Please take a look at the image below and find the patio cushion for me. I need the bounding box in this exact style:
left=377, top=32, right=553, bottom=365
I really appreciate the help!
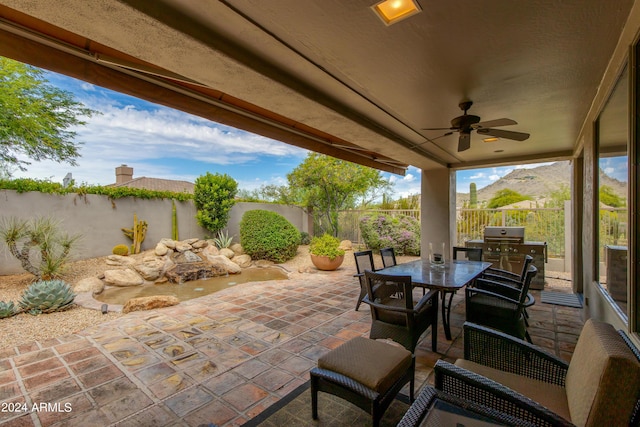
left=455, top=359, right=571, bottom=421
left=565, top=319, right=640, bottom=426
left=318, top=336, right=412, bottom=393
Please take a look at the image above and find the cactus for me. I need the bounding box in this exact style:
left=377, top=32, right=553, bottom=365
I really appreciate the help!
left=112, top=244, right=129, bottom=256
left=121, top=213, right=147, bottom=254
left=0, top=301, right=16, bottom=319
left=469, top=182, right=477, bottom=208
left=172, top=201, right=179, bottom=240
left=19, top=280, right=76, bottom=315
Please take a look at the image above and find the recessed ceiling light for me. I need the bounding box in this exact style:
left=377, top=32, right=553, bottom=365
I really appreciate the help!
left=371, top=0, right=422, bottom=26
left=483, top=137, right=499, bottom=143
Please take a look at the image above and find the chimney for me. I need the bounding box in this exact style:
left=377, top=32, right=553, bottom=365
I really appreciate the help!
left=116, top=164, right=133, bottom=184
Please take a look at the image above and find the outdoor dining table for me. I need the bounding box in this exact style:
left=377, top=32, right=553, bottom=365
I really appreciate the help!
left=380, top=259, right=492, bottom=341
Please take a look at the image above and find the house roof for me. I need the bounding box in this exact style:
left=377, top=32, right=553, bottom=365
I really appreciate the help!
left=109, top=177, right=194, bottom=194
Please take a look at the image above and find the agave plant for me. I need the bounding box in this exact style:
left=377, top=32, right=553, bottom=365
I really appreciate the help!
left=0, top=301, right=16, bottom=319
left=212, top=230, right=234, bottom=249
left=19, top=279, right=76, bottom=315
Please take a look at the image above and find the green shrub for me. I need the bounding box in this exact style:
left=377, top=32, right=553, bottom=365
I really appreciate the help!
left=112, top=244, right=129, bottom=256
left=359, top=214, right=420, bottom=256
left=240, top=210, right=300, bottom=263
left=309, top=234, right=345, bottom=260
left=194, top=173, right=238, bottom=236
left=19, top=279, right=75, bottom=315
left=299, top=232, right=311, bottom=245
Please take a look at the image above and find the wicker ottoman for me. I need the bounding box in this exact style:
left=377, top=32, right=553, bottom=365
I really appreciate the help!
left=310, top=337, right=415, bottom=427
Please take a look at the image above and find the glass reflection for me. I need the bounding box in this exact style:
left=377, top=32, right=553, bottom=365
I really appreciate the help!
left=597, top=65, right=629, bottom=317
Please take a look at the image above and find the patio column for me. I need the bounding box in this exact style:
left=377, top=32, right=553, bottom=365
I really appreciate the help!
left=421, top=168, right=456, bottom=259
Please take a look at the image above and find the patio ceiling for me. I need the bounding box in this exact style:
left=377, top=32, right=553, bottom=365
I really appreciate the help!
left=0, top=0, right=634, bottom=174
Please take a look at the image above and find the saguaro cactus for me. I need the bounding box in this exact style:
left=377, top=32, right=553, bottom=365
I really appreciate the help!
left=470, top=182, right=478, bottom=208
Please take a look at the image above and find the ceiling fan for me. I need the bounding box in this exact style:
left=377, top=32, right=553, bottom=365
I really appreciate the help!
left=422, top=101, right=530, bottom=152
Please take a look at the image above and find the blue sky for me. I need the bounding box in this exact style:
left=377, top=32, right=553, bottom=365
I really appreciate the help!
left=12, top=68, right=561, bottom=196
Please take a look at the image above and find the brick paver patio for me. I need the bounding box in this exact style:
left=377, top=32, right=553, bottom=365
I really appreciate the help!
left=0, top=268, right=583, bottom=426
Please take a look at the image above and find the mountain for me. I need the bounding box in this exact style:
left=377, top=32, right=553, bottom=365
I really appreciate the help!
left=456, top=162, right=627, bottom=206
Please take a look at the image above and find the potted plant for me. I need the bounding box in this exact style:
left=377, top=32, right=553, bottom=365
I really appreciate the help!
left=309, top=234, right=345, bottom=271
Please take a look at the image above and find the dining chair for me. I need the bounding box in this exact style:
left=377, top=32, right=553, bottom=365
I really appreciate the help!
left=482, top=254, right=533, bottom=283
left=452, top=246, right=483, bottom=262
left=465, top=265, right=537, bottom=342
left=353, top=250, right=378, bottom=311
left=481, top=254, right=535, bottom=324
left=380, top=247, right=397, bottom=269
left=437, top=246, right=485, bottom=335
left=363, top=270, right=439, bottom=352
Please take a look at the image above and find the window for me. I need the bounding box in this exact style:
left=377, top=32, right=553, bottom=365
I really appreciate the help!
left=596, top=64, right=629, bottom=319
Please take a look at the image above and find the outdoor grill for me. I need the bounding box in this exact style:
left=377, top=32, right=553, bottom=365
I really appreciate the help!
left=466, top=226, right=547, bottom=289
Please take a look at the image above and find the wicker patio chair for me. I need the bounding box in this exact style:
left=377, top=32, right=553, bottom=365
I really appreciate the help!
left=482, top=254, right=533, bottom=283
left=380, top=247, right=397, bottom=269
left=434, top=321, right=640, bottom=427
left=363, top=270, right=439, bottom=352
left=465, top=265, right=537, bottom=342
left=397, top=385, right=537, bottom=427
left=353, top=250, right=379, bottom=311
left=453, top=246, right=483, bottom=262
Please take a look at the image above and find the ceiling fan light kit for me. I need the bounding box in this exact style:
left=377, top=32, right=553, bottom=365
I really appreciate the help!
left=422, top=100, right=530, bottom=152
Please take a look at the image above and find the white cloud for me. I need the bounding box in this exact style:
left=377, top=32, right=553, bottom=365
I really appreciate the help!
left=489, top=174, right=501, bottom=181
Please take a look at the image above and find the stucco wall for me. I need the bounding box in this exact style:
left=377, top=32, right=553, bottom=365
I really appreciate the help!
left=0, top=190, right=310, bottom=275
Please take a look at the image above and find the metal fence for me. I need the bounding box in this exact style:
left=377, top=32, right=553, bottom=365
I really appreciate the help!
left=338, top=206, right=626, bottom=260
left=599, top=207, right=628, bottom=258
left=455, top=208, right=565, bottom=257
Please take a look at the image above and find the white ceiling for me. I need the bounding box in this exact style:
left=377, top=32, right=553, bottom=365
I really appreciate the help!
left=0, top=0, right=635, bottom=173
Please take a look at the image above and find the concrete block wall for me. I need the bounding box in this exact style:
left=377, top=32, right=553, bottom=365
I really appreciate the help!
left=0, top=190, right=311, bottom=275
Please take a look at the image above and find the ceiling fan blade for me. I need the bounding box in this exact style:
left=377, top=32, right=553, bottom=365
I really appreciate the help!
left=474, top=118, right=517, bottom=129
left=477, top=128, right=530, bottom=141
left=458, top=132, right=471, bottom=151
left=422, top=127, right=455, bottom=131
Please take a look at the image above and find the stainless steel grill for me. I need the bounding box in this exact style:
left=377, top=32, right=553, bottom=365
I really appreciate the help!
left=466, top=226, right=547, bottom=289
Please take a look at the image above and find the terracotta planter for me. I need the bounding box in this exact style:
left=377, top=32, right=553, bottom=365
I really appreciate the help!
left=310, top=254, right=345, bottom=271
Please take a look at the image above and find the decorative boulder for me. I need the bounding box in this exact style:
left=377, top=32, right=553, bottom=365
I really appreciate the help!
left=175, top=242, right=192, bottom=253
left=103, top=269, right=144, bottom=287
left=74, top=277, right=105, bottom=294
left=173, top=250, right=202, bottom=264
left=339, top=240, right=353, bottom=251
left=165, top=262, right=227, bottom=283
left=233, top=254, right=252, bottom=268
left=133, top=256, right=166, bottom=281
left=191, top=239, right=209, bottom=249
left=106, top=255, right=137, bottom=267
left=219, top=248, right=235, bottom=259
left=160, top=238, right=177, bottom=249
left=123, top=295, right=180, bottom=313
left=230, top=243, right=244, bottom=255
left=202, top=245, right=220, bottom=257
left=155, top=242, right=170, bottom=256
left=205, top=254, right=242, bottom=274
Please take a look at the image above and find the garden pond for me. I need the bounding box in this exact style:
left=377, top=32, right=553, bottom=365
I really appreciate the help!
left=94, top=266, right=289, bottom=305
